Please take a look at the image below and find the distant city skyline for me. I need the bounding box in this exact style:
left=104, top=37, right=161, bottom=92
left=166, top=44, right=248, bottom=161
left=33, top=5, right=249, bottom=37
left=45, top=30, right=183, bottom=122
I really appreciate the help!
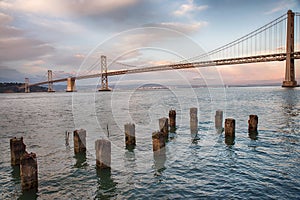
left=0, top=0, right=299, bottom=86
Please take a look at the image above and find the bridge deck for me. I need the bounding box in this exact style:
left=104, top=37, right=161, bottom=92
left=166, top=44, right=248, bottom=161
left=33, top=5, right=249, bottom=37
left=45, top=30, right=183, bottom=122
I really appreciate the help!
left=28, top=52, right=300, bottom=87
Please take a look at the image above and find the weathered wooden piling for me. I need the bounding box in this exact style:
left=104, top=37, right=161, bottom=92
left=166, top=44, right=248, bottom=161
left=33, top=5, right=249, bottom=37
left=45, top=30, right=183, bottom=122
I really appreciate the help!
left=225, top=118, right=235, bottom=137
left=215, top=110, right=223, bottom=132
left=159, top=117, right=169, bottom=138
left=95, top=139, right=111, bottom=169
left=20, top=152, right=38, bottom=191
left=73, top=129, right=86, bottom=154
left=124, top=123, right=136, bottom=147
left=10, top=137, right=26, bottom=165
left=190, top=107, right=198, bottom=134
left=248, top=115, right=258, bottom=133
left=169, top=109, right=176, bottom=131
left=152, top=131, right=166, bottom=152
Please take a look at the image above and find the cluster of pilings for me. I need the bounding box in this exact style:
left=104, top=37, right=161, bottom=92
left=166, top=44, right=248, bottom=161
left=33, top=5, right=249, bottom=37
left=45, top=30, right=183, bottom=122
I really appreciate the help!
left=10, top=137, right=38, bottom=191
left=10, top=108, right=258, bottom=193
left=220, top=112, right=258, bottom=145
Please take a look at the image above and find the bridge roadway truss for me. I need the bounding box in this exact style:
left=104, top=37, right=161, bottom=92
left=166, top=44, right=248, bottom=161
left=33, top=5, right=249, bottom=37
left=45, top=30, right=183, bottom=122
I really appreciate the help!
left=28, top=52, right=300, bottom=87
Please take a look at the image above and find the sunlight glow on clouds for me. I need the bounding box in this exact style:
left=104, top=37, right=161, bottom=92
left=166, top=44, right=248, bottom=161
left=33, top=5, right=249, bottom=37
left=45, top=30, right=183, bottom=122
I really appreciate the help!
left=4, top=0, right=138, bottom=17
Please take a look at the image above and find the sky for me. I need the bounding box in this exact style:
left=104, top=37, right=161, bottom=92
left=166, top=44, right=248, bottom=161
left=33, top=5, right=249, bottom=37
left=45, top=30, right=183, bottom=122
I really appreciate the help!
left=0, top=0, right=300, bottom=86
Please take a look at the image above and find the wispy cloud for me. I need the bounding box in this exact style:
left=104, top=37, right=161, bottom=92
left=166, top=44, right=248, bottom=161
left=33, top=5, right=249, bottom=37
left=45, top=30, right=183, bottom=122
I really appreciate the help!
left=144, top=21, right=208, bottom=34
left=173, top=0, right=208, bottom=16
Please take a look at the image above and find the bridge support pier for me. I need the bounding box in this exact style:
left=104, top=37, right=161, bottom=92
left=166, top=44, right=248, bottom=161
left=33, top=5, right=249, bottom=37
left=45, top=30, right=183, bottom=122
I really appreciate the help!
left=282, top=10, right=298, bottom=87
left=66, top=77, right=76, bottom=92
left=24, top=78, right=30, bottom=93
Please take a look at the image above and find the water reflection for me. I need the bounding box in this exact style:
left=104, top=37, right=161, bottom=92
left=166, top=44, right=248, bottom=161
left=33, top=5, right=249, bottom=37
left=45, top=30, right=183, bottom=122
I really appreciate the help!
left=169, top=132, right=177, bottom=141
left=249, top=131, right=258, bottom=140
left=153, top=148, right=166, bottom=175
left=281, top=89, right=299, bottom=134
left=19, top=189, right=38, bottom=200
left=95, top=168, right=117, bottom=199
left=191, top=133, right=200, bottom=144
left=74, top=152, right=87, bottom=168
left=124, top=149, right=137, bottom=188
left=125, top=145, right=135, bottom=152
left=225, top=136, right=235, bottom=146
left=169, top=126, right=176, bottom=134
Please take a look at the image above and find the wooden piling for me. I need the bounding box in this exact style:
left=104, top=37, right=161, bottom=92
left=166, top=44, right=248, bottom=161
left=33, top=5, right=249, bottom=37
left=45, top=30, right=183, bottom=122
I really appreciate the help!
left=73, top=129, right=86, bottom=154
left=10, top=137, right=26, bottom=165
left=159, top=117, right=169, bottom=138
left=225, top=118, right=235, bottom=137
left=152, top=131, right=165, bottom=152
left=169, top=109, right=176, bottom=131
left=215, top=110, right=223, bottom=132
left=124, top=123, right=136, bottom=147
left=248, top=115, right=258, bottom=133
left=190, top=107, right=198, bottom=134
left=95, top=139, right=111, bottom=169
left=20, top=152, right=38, bottom=191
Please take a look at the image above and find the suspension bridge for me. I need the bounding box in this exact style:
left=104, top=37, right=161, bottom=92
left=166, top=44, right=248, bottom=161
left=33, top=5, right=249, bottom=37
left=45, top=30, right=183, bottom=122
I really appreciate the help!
left=24, top=10, right=300, bottom=93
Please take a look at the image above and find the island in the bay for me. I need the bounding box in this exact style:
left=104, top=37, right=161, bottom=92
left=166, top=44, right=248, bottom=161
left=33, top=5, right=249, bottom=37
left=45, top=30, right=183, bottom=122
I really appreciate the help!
left=0, top=82, right=47, bottom=93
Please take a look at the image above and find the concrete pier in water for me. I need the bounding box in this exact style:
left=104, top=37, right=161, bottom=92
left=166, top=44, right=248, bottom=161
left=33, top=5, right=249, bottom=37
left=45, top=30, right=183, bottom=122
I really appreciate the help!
left=169, top=109, right=176, bottom=132
left=215, top=110, right=223, bottom=132
left=124, top=123, right=136, bottom=147
left=73, top=129, right=86, bottom=154
left=159, top=117, right=169, bottom=139
left=225, top=118, right=235, bottom=145
left=20, top=152, right=38, bottom=191
left=66, top=77, right=76, bottom=92
left=152, top=131, right=165, bottom=152
left=10, top=137, right=26, bottom=165
left=225, top=118, right=235, bottom=137
left=95, top=139, right=111, bottom=169
left=248, top=115, right=258, bottom=133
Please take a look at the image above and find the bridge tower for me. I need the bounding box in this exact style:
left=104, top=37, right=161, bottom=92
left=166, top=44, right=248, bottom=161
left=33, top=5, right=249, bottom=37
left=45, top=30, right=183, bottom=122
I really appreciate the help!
left=47, top=70, right=55, bottom=92
left=24, top=78, right=30, bottom=93
left=66, top=77, right=76, bottom=92
left=99, top=55, right=111, bottom=91
left=282, top=10, right=298, bottom=87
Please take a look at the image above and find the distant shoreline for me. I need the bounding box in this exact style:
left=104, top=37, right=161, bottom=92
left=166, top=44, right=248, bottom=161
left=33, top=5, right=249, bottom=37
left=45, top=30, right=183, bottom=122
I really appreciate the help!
left=0, top=82, right=293, bottom=93
left=0, top=82, right=47, bottom=93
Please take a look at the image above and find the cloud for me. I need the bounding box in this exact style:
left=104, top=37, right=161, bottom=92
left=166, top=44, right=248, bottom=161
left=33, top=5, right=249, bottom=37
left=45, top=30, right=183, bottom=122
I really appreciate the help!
left=173, top=0, right=208, bottom=16
left=2, top=0, right=138, bottom=17
left=0, top=12, right=23, bottom=38
left=0, top=11, right=55, bottom=64
left=144, top=21, right=208, bottom=34
left=0, top=37, right=54, bottom=63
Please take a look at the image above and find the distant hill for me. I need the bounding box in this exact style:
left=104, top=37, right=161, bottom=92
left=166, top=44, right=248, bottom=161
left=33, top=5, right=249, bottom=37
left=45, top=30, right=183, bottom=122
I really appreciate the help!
left=0, top=82, right=47, bottom=93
